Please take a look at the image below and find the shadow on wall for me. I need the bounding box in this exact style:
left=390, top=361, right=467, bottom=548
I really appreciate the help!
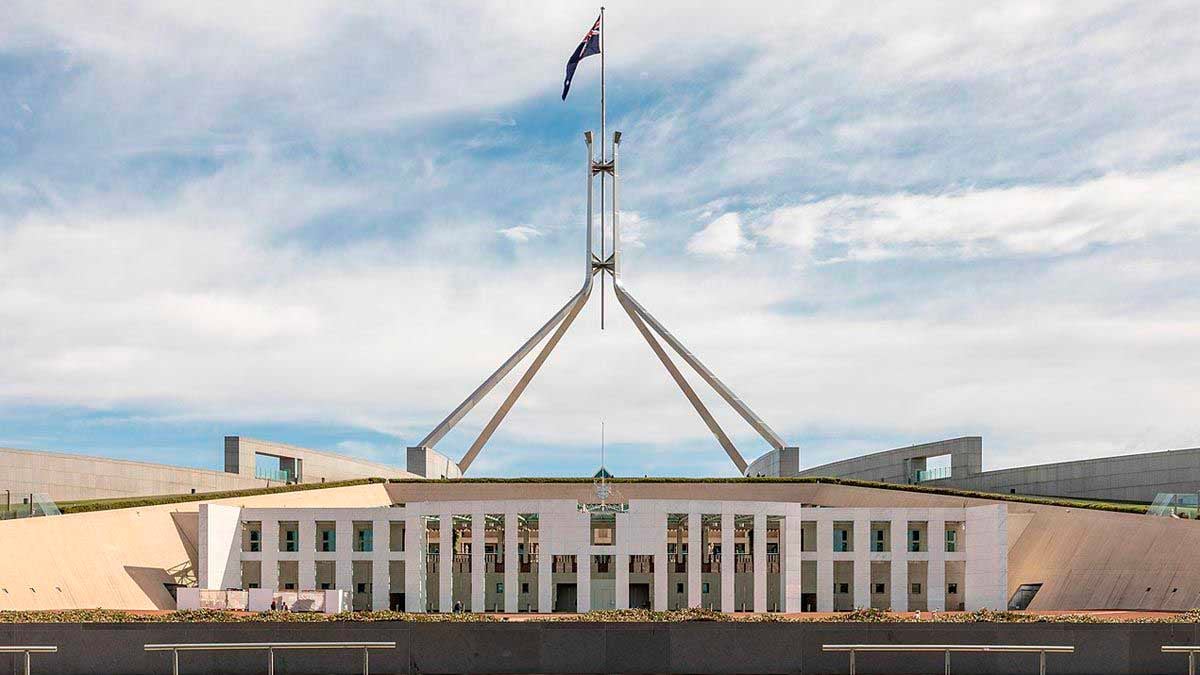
left=124, top=566, right=189, bottom=610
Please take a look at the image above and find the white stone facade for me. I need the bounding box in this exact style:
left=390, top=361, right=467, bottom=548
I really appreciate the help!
left=198, top=499, right=1007, bottom=613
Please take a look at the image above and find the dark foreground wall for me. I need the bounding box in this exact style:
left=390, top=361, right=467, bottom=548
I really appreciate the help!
left=4, top=621, right=1200, bottom=675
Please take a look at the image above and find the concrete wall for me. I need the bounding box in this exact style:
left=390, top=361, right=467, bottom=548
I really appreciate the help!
left=3, top=621, right=1200, bottom=674
left=226, top=437, right=416, bottom=484
left=924, top=446, right=1200, bottom=502
left=794, top=437, right=984, bottom=484
left=1, top=437, right=417, bottom=503
left=766, top=436, right=1200, bottom=503
left=0, top=446, right=268, bottom=503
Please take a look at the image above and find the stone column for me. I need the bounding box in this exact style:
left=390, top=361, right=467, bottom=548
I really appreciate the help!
left=438, top=511, right=453, bottom=612
left=928, top=517, right=946, bottom=612
left=471, top=512, right=486, bottom=612
left=890, top=514, right=909, bottom=612
left=504, top=512, right=519, bottom=613
left=816, top=518, right=833, bottom=612
left=720, top=513, right=735, bottom=612
left=538, top=553, right=553, bottom=613
left=853, top=518, right=871, bottom=609
left=653, top=551, right=668, bottom=611
left=372, top=517, right=390, bottom=610
left=335, top=520, right=353, bottom=595
left=687, top=513, right=702, bottom=608
left=782, top=513, right=802, bottom=612
left=261, top=518, right=279, bottom=591
left=578, top=554, right=592, bottom=613
left=753, top=513, right=768, bottom=613
left=298, top=519, right=315, bottom=591
left=404, top=515, right=426, bottom=613
left=616, top=554, right=630, bottom=609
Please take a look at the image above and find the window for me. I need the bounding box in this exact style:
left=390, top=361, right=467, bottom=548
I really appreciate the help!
left=521, top=582, right=530, bottom=594
left=873, top=583, right=885, bottom=594
left=702, top=582, right=711, bottom=593
left=1007, top=583, right=1042, bottom=610
left=249, top=530, right=261, bottom=552
left=766, top=542, right=778, bottom=554
left=320, top=582, right=332, bottom=590
left=676, top=582, right=685, bottom=594
left=948, top=583, right=958, bottom=594
left=945, top=529, right=957, bottom=553
left=836, top=583, right=849, bottom=594
left=872, top=529, right=885, bottom=552
left=734, top=542, right=747, bottom=554
left=356, top=528, right=373, bottom=552
left=284, top=582, right=296, bottom=590
left=320, top=529, right=335, bottom=552
left=428, top=543, right=440, bottom=555
left=356, top=583, right=368, bottom=594
left=496, top=582, right=504, bottom=594
left=248, top=582, right=260, bottom=589
left=833, top=528, right=849, bottom=552
left=909, top=529, right=921, bottom=552
left=911, top=583, right=922, bottom=595
left=284, top=529, right=297, bottom=552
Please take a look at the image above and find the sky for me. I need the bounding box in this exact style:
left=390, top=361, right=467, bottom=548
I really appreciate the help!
left=1, top=2, right=1198, bottom=478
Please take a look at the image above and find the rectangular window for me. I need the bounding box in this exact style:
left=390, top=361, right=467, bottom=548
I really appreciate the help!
left=766, top=542, right=778, bottom=554
left=702, top=582, right=711, bottom=593
left=248, top=582, right=260, bottom=589
left=945, top=529, right=957, bottom=553
left=356, top=529, right=373, bottom=552
left=872, top=529, right=884, bottom=552
left=833, top=528, right=849, bottom=552
left=356, top=583, right=368, bottom=594
left=676, top=582, right=685, bottom=594
left=873, top=583, right=885, bottom=594
left=836, top=583, right=849, bottom=594
left=948, top=583, right=958, bottom=594
left=521, top=582, right=530, bottom=594
left=249, top=530, right=261, bottom=552
left=911, top=582, right=922, bottom=594
left=320, top=530, right=335, bottom=552
left=284, top=582, right=296, bottom=590
left=909, top=529, right=921, bottom=552
left=496, top=582, right=504, bottom=594
left=284, top=530, right=297, bottom=552
left=320, top=582, right=332, bottom=590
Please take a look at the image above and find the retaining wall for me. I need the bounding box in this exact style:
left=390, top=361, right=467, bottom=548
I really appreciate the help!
left=4, top=621, right=1200, bottom=674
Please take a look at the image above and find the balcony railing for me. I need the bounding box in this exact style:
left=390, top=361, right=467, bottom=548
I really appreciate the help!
left=552, top=556, right=577, bottom=573
left=702, top=554, right=720, bottom=573
left=912, top=466, right=952, bottom=483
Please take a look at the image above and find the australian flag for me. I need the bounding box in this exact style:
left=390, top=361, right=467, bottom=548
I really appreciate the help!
left=561, top=14, right=601, bottom=100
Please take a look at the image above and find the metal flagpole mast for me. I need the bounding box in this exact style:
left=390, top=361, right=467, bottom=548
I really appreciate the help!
left=599, top=5, right=606, bottom=329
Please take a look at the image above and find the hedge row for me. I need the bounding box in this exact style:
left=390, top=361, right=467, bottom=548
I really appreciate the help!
left=388, top=476, right=1148, bottom=515
left=55, top=478, right=387, bottom=514
left=3, top=607, right=1197, bottom=624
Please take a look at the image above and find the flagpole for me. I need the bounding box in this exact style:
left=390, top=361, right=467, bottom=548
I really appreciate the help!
left=599, top=5, right=606, bottom=330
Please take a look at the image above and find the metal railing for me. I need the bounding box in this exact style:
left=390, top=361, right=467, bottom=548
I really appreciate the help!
left=1, top=646, right=57, bottom=675
left=145, top=641, right=395, bottom=675
left=1162, top=645, right=1200, bottom=675
left=823, top=644, right=1074, bottom=675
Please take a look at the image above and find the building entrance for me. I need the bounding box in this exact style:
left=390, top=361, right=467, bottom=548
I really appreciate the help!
left=629, top=583, right=650, bottom=610
left=555, top=583, right=577, bottom=612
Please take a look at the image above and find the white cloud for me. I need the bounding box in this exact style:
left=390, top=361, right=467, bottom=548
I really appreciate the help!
left=686, top=213, right=754, bottom=259
left=760, top=164, right=1200, bottom=262
left=498, top=225, right=542, bottom=243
